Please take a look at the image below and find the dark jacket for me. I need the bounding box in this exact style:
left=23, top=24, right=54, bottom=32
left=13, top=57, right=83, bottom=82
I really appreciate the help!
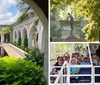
left=96, top=48, right=100, bottom=58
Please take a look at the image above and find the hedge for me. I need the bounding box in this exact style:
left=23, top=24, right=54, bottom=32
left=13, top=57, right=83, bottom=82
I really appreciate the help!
left=0, top=56, right=46, bottom=85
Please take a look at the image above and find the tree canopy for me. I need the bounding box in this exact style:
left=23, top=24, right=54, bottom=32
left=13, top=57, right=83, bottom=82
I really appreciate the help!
left=1, top=26, right=12, bottom=34
left=16, top=0, right=30, bottom=23
left=16, top=0, right=39, bottom=25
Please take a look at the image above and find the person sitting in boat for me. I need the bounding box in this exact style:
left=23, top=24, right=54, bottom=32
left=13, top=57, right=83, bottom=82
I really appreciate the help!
left=52, top=56, right=63, bottom=75
left=70, top=58, right=80, bottom=83
left=80, top=57, right=90, bottom=65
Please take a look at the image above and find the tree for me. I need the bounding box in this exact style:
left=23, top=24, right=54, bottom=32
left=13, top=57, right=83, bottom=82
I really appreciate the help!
left=76, top=0, right=100, bottom=41
left=16, top=0, right=40, bottom=25
left=1, top=26, right=12, bottom=35
left=71, top=0, right=100, bottom=41
left=16, top=0, right=30, bottom=23
left=1, top=26, right=12, bottom=42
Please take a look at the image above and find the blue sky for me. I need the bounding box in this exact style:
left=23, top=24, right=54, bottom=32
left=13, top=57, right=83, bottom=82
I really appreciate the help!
left=8, top=0, right=20, bottom=15
left=0, top=0, right=25, bottom=25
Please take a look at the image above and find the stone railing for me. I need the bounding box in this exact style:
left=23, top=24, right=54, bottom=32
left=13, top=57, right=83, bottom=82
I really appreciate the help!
left=9, top=43, right=30, bottom=58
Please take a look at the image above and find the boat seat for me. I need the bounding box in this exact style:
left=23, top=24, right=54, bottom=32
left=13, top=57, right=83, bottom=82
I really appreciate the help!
left=79, top=68, right=91, bottom=83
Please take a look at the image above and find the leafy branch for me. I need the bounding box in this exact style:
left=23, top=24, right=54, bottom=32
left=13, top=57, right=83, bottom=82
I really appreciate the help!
left=1, top=26, right=12, bottom=34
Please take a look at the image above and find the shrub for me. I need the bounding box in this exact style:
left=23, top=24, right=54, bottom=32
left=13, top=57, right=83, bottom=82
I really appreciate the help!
left=25, top=48, right=29, bottom=52
left=0, top=56, right=46, bottom=85
left=14, top=41, right=16, bottom=45
left=25, top=48, right=44, bottom=67
left=18, top=37, right=21, bottom=45
left=18, top=45, right=21, bottom=49
left=11, top=42, right=33, bottom=54
left=16, top=44, right=19, bottom=47
left=21, top=46, right=25, bottom=50
left=29, top=50, right=32, bottom=54
left=23, top=37, right=28, bottom=47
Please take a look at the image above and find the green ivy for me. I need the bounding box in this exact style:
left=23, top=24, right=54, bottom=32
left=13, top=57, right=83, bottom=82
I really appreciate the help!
left=0, top=56, right=46, bottom=85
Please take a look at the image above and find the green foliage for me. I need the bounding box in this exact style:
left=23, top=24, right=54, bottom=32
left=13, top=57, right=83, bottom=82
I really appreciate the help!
left=23, top=37, right=28, bottom=48
left=24, top=48, right=27, bottom=51
left=74, top=0, right=100, bottom=41
left=11, top=42, right=17, bottom=46
left=74, top=18, right=81, bottom=27
left=50, top=20, right=62, bottom=39
left=11, top=42, right=32, bottom=53
left=74, top=43, right=87, bottom=53
left=0, top=56, right=46, bottom=85
left=16, top=1, right=24, bottom=8
left=16, top=0, right=30, bottom=23
left=16, top=11, right=29, bottom=23
left=25, top=48, right=44, bottom=67
left=1, top=26, right=12, bottom=34
left=50, top=0, right=74, bottom=10
left=75, top=28, right=81, bottom=37
left=11, top=42, right=44, bottom=67
left=82, top=23, right=100, bottom=41
left=18, top=37, right=21, bottom=45
left=21, top=46, right=26, bottom=50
